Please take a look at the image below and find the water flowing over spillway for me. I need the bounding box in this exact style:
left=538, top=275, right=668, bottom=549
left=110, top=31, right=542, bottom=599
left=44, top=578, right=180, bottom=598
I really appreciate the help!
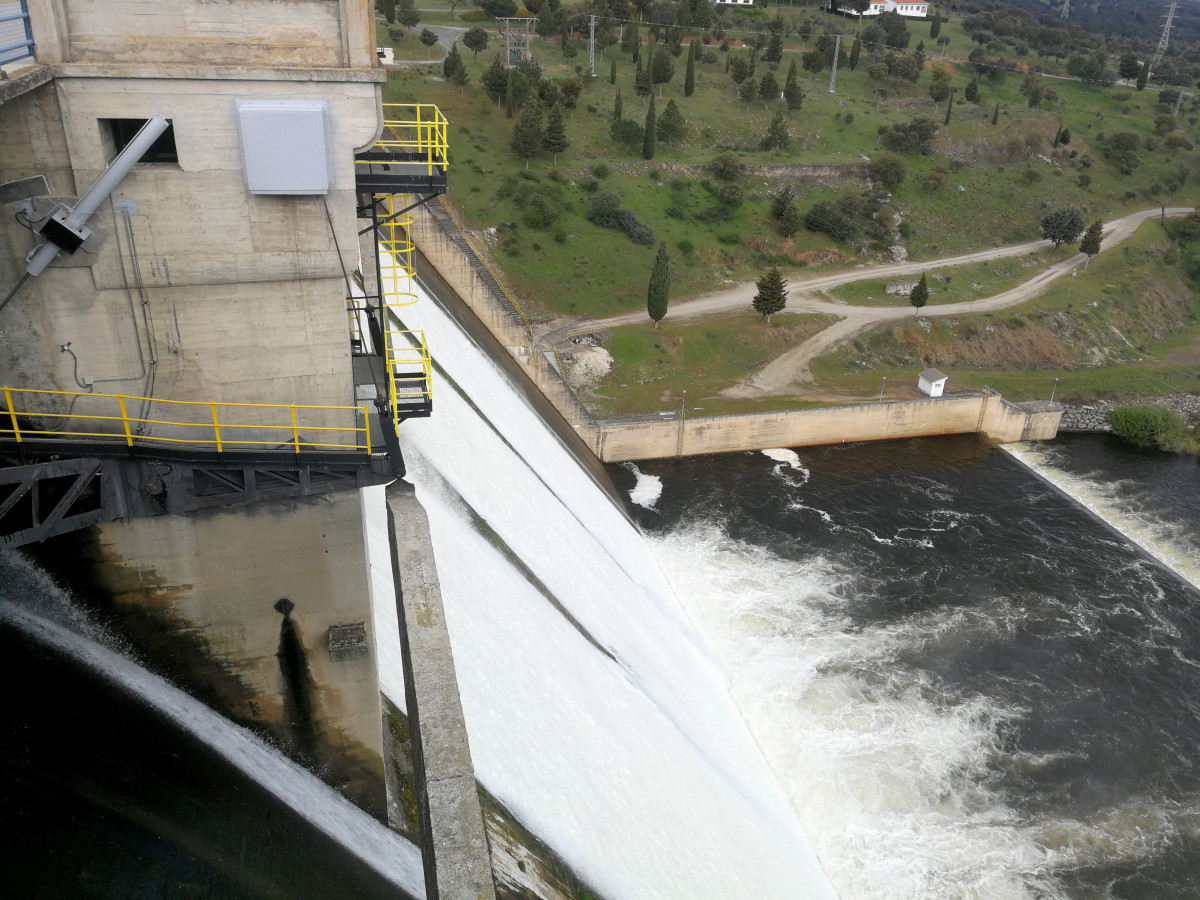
left=378, top=277, right=837, bottom=899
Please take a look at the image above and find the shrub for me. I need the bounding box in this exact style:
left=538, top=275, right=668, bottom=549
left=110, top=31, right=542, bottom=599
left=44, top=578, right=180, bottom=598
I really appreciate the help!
left=592, top=163, right=611, bottom=179
left=716, top=231, right=741, bottom=245
left=677, top=238, right=695, bottom=255
left=715, top=182, right=744, bottom=207
left=708, top=151, right=743, bottom=181
left=585, top=191, right=655, bottom=245
left=1110, top=404, right=1198, bottom=454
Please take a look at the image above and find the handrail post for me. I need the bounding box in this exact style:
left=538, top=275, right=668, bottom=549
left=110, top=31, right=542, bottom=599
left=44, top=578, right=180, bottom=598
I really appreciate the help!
left=363, top=404, right=372, bottom=454
left=211, top=402, right=223, bottom=452
left=291, top=405, right=300, bottom=453
left=118, top=395, right=134, bottom=446
left=3, top=387, right=21, bottom=442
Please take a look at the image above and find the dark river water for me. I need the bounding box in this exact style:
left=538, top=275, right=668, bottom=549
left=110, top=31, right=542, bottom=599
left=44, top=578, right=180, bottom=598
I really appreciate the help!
left=616, top=433, right=1200, bottom=899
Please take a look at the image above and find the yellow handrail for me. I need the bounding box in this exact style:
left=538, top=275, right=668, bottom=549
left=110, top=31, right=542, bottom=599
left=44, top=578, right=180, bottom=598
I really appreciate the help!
left=1, top=387, right=375, bottom=454
left=356, top=103, right=450, bottom=176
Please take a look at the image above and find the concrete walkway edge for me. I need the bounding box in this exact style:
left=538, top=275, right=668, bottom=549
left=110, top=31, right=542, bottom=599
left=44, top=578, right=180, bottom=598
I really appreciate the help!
left=387, top=481, right=497, bottom=900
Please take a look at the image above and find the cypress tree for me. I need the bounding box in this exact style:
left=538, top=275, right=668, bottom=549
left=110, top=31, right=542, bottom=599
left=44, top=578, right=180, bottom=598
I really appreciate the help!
left=758, top=72, right=780, bottom=107
left=752, top=267, right=788, bottom=323
left=944, top=90, right=953, bottom=125
left=510, top=104, right=542, bottom=168
left=443, top=42, right=465, bottom=80
left=621, top=23, right=639, bottom=57
left=483, top=54, right=509, bottom=104
left=1079, top=219, right=1103, bottom=268
left=964, top=76, right=979, bottom=103
left=929, top=13, right=941, bottom=39
left=542, top=104, right=569, bottom=164
left=647, top=242, right=670, bottom=328
left=784, top=59, right=803, bottom=116
left=991, top=101, right=1000, bottom=125
left=725, top=50, right=730, bottom=73
left=685, top=40, right=696, bottom=97
left=909, top=273, right=929, bottom=316
left=505, top=75, right=515, bottom=118
left=642, top=98, right=657, bottom=160
left=635, top=53, right=652, bottom=97
left=849, top=37, right=861, bottom=71
left=613, top=86, right=623, bottom=121
left=1136, top=60, right=1149, bottom=91
left=610, top=56, right=617, bottom=84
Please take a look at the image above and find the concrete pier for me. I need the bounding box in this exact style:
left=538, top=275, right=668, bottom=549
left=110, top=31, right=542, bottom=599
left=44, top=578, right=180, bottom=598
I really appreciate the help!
left=386, top=482, right=496, bottom=900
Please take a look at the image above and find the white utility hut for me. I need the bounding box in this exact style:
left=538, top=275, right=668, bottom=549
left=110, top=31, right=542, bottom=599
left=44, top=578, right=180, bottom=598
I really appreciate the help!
left=918, top=368, right=948, bottom=398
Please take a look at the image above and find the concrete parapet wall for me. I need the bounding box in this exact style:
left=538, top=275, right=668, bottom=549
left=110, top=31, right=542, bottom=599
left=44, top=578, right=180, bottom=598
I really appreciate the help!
left=593, top=393, right=1061, bottom=461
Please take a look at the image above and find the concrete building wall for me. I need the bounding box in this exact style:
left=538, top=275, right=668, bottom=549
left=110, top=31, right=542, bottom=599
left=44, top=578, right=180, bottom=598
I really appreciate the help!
left=25, top=0, right=377, bottom=69
left=82, top=491, right=387, bottom=817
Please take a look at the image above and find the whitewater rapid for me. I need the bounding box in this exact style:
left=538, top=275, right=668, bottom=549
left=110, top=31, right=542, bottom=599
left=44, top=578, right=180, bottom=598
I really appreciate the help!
left=372, top=269, right=836, bottom=899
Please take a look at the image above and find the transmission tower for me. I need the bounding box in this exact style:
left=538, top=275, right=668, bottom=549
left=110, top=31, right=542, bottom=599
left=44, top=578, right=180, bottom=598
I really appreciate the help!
left=1059, top=0, right=1069, bottom=20
left=588, top=15, right=596, bottom=78
left=1152, top=1, right=1179, bottom=68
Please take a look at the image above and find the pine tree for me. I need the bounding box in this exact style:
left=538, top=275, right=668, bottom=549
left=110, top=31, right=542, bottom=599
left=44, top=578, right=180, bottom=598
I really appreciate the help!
left=642, top=98, right=657, bottom=160
left=651, top=47, right=675, bottom=96
left=543, top=104, right=569, bottom=163
left=929, top=13, right=941, bottom=39
left=1136, top=60, right=1149, bottom=92
left=1079, top=219, right=1103, bottom=268
left=505, top=75, right=515, bottom=118
left=758, top=72, right=780, bottom=106
left=510, top=104, right=542, bottom=168
left=849, top=37, right=862, bottom=71
left=752, top=268, right=788, bottom=323
left=656, top=98, right=687, bottom=143
left=647, top=242, right=671, bottom=328
left=992, top=101, right=1000, bottom=125
left=621, top=23, right=639, bottom=57
left=760, top=111, right=790, bottom=151
left=443, top=42, right=466, bottom=80
left=610, top=57, right=617, bottom=85
left=770, top=183, right=795, bottom=220
left=685, top=40, right=696, bottom=97
left=613, top=86, right=623, bottom=121
left=778, top=202, right=803, bottom=238
left=766, top=31, right=783, bottom=65
left=635, top=54, right=652, bottom=97
left=483, top=54, right=509, bottom=104
left=964, top=76, right=979, bottom=103
left=739, top=77, right=756, bottom=109
left=909, top=273, right=929, bottom=316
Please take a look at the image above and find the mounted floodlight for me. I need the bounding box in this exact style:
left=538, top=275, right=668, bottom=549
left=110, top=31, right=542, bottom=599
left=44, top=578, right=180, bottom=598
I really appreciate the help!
left=25, top=115, right=170, bottom=278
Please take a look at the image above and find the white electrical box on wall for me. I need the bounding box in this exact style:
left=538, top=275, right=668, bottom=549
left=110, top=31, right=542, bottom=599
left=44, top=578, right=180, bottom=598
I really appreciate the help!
left=235, top=99, right=334, bottom=195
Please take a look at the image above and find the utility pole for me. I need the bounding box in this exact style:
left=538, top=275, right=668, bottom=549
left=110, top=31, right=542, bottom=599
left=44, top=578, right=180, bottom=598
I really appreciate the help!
left=1152, top=1, right=1178, bottom=70
left=1060, top=0, right=1069, bottom=20
left=828, top=34, right=841, bottom=94
left=1175, top=88, right=1186, bottom=117
left=588, top=15, right=596, bottom=78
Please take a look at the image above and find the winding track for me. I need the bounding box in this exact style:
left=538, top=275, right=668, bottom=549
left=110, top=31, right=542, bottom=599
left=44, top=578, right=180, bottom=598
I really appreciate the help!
left=562, top=206, right=1192, bottom=395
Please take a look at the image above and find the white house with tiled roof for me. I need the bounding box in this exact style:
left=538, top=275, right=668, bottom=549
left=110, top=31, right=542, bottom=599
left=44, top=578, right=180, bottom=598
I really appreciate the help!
left=836, top=0, right=930, bottom=17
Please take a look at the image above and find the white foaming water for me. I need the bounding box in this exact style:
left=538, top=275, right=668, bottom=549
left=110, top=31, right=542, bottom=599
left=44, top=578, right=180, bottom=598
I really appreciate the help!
left=1004, top=442, right=1200, bottom=592
left=623, top=462, right=663, bottom=509
left=0, top=556, right=426, bottom=898
left=762, top=447, right=811, bottom=484
left=645, top=519, right=1194, bottom=900
left=381, top=271, right=836, bottom=900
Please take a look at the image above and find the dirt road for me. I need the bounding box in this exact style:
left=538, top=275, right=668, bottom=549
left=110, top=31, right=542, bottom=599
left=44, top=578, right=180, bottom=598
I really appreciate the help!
left=563, top=206, right=1192, bottom=395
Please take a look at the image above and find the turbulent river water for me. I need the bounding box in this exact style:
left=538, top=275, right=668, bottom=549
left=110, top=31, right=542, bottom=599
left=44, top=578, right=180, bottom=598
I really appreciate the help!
left=618, top=432, right=1200, bottom=900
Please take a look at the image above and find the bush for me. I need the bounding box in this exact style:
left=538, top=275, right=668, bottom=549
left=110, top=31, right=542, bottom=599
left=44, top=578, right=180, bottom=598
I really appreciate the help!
left=708, top=151, right=743, bottom=181
left=585, top=191, right=655, bottom=245
left=592, top=163, right=611, bottom=179
left=1110, top=404, right=1198, bottom=454
left=677, top=238, right=695, bottom=255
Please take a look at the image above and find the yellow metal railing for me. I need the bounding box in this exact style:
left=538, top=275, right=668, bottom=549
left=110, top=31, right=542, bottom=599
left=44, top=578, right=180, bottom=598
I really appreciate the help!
left=385, top=328, right=433, bottom=417
left=2, top=387, right=373, bottom=454
left=357, top=103, right=449, bottom=176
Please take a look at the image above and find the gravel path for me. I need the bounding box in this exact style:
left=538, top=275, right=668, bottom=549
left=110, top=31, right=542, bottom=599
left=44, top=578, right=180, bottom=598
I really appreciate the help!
left=561, top=206, right=1193, bottom=394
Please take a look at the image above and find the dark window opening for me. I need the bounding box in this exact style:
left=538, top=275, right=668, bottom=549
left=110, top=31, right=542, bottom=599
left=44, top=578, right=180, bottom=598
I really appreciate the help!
left=100, top=118, right=178, bottom=164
